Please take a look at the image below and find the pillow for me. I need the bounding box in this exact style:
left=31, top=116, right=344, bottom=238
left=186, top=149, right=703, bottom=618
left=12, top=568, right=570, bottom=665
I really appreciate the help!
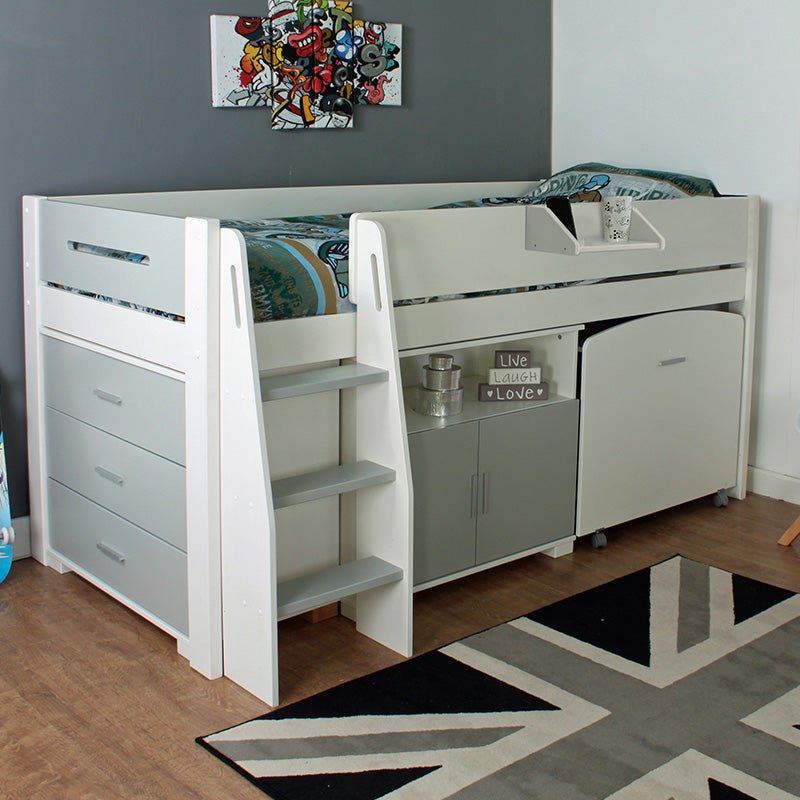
left=433, top=164, right=719, bottom=209
left=521, top=163, right=720, bottom=203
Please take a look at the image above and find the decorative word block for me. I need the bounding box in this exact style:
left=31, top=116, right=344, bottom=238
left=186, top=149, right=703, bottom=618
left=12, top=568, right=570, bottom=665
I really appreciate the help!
left=487, top=366, right=542, bottom=385
left=494, top=350, right=532, bottom=369
left=478, top=383, right=549, bottom=402
left=210, top=2, right=402, bottom=130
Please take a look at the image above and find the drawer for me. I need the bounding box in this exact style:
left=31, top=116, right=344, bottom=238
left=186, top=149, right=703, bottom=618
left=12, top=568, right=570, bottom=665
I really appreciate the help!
left=42, top=336, right=185, bottom=465
left=46, top=407, right=186, bottom=551
left=48, top=480, right=188, bottom=634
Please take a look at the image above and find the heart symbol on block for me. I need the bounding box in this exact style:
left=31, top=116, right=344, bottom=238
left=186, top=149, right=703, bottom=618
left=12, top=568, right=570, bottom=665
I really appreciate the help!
left=487, top=390, right=494, bottom=398
left=537, top=388, right=543, bottom=396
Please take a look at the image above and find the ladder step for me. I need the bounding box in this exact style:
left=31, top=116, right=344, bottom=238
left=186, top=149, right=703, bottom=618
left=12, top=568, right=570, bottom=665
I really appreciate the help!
left=261, top=363, right=388, bottom=401
left=271, top=460, right=395, bottom=509
left=277, top=556, right=403, bottom=621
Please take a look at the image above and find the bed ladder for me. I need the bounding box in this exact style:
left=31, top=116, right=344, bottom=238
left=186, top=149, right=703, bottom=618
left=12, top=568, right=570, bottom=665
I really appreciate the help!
left=261, top=364, right=403, bottom=622
left=218, top=222, right=413, bottom=707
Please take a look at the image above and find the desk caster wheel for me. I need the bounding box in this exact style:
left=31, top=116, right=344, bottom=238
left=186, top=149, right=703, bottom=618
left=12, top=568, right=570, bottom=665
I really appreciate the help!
left=712, top=490, right=728, bottom=508
left=590, top=531, right=607, bottom=549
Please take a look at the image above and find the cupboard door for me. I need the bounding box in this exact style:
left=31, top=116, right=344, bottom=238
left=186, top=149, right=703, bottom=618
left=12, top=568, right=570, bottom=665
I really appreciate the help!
left=409, top=423, right=479, bottom=585
left=475, top=401, right=578, bottom=564
left=576, top=310, right=744, bottom=537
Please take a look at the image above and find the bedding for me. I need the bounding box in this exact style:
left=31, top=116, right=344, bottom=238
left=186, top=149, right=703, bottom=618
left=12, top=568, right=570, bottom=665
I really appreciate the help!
left=230, top=162, right=720, bottom=321
left=520, top=162, right=720, bottom=202
left=224, top=215, right=355, bottom=321
left=47, top=165, right=719, bottom=323
left=440, top=163, right=720, bottom=207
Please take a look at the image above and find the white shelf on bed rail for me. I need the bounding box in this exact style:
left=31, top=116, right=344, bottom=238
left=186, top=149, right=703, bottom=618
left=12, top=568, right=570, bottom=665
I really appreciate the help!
left=277, top=556, right=403, bottom=621
left=260, top=363, right=388, bottom=400
left=526, top=202, right=665, bottom=255
left=271, top=460, right=396, bottom=509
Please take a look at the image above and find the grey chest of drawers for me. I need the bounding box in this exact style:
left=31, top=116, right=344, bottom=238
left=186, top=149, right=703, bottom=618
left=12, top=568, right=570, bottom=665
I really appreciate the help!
left=42, top=336, right=188, bottom=634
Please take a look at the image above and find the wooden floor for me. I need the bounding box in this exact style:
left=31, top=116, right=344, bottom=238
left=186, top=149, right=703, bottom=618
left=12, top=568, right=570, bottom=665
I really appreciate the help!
left=2, top=493, right=799, bottom=799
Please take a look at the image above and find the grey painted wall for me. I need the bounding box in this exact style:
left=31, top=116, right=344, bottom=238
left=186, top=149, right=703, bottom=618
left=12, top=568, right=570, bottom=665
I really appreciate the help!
left=0, top=0, right=551, bottom=517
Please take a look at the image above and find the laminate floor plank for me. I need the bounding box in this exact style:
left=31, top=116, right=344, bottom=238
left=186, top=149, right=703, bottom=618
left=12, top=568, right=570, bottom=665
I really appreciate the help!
left=2, top=493, right=798, bottom=798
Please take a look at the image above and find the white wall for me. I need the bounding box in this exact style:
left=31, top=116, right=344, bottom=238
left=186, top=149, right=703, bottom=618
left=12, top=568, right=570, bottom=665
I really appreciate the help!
left=553, top=0, right=800, bottom=501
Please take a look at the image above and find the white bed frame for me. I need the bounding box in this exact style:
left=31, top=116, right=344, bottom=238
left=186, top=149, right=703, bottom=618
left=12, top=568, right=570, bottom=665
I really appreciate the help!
left=22, top=182, right=759, bottom=706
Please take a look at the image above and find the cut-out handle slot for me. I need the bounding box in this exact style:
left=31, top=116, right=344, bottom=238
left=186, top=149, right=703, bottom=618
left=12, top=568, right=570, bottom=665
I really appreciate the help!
left=370, top=253, right=382, bottom=312
left=230, top=265, right=242, bottom=329
left=68, top=241, right=150, bottom=265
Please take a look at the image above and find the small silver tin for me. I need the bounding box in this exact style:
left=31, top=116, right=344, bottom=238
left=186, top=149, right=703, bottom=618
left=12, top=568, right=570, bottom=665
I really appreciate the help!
left=422, top=364, right=462, bottom=391
left=427, top=353, right=455, bottom=371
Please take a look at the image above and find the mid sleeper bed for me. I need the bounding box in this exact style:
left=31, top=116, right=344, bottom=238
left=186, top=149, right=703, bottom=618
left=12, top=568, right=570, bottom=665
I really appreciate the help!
left=23, top=177, right=759, bottom=706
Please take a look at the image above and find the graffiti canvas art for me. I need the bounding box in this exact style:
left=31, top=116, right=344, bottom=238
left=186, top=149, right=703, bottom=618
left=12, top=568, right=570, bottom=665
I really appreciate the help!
left=210, top=1, right=401, bottom=130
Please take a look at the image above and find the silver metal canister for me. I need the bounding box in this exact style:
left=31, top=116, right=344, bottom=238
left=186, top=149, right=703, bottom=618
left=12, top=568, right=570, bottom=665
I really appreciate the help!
left=413, top=353, right=463, bottom=417
left=415, top=385, right=463, bottom=416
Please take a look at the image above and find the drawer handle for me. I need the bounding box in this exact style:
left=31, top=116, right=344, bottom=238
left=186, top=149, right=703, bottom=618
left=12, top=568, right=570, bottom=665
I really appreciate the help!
left=97, top=542, right=126, bottom=564
left=93, top=388, right=123, bottom=405
left=94, top=465, right=125, bottom=486
left=658, top=357, right=687, bottom=367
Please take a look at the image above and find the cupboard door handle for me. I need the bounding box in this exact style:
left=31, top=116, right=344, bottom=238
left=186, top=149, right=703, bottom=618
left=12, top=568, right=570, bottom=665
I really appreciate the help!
left=93, top=388, right=123, bottom=405
left=470, top=474, right=480, bottom=518
left=94, top=465, right=125, bottom=486
left=481, top=472, right=489, bottom=515
left=97, top=542, right=126, bottom=564
left=658, top=357, right=686, bottom=367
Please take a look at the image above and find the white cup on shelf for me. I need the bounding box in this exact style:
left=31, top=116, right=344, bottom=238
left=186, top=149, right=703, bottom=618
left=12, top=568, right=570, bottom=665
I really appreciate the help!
left=602, top=196, right=633, bottom=242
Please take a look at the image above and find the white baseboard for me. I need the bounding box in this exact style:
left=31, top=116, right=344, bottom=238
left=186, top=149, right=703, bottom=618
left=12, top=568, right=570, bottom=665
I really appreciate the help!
left=9, top=515, right=31, bottom=560
left=748, top=466, right=800, bottom=506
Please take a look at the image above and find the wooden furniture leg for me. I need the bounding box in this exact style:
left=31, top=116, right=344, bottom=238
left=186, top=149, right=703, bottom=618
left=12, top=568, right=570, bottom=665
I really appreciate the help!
left=777, top=514, right=800, bottom=546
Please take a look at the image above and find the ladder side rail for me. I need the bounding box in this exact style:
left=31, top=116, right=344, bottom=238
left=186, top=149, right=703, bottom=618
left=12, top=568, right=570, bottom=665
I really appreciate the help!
left=351, top=217, right=413, bottom=658
left=219, top=227, right=280, bottom=706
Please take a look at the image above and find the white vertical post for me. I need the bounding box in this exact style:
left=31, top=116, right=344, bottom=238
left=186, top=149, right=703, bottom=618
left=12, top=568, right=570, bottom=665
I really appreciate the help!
left=22, top=196, right=64, bottom=571
left=729, top=195, right=760, bottom=499
left=182, top=217, right=223, bottom=679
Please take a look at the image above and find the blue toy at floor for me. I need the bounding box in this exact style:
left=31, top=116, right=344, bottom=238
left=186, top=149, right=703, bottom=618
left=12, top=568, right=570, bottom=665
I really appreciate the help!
left=0, top=386, right=15, bottom=584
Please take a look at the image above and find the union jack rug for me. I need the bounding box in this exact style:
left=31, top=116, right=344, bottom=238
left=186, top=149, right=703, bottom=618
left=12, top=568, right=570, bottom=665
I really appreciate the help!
left=198, top=556, right=800, bottom=799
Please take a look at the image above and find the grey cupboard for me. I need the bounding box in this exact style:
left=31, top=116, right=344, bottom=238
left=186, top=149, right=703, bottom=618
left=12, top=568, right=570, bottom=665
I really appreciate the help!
left=408, top=399, right=579, bottom=586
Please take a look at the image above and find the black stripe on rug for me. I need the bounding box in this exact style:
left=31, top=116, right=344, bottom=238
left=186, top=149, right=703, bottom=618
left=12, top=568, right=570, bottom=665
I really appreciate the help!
left=263, top=650, right=559, bottom=720
left=708, top=777, right=758, bottom=799
left=250, top=767, right=441, bottom=800
left=731, top=573, right=796, bottom=624
left=525, top=565, right=653, bottom=665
